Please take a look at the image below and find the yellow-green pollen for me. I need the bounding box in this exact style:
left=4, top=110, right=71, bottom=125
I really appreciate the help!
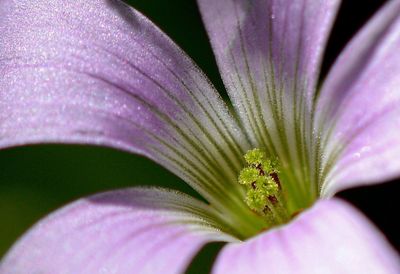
left=238, top=148, right=290, bottom=225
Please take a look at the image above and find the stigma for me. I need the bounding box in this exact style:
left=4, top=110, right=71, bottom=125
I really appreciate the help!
left=238, top=148, right=289, bottom=225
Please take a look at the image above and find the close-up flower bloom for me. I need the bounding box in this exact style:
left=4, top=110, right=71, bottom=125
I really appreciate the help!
left=0, top=0, right=400, bottom=273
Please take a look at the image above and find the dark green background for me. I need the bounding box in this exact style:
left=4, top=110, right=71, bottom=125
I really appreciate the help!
left=1, top=0, right=396, bottom=266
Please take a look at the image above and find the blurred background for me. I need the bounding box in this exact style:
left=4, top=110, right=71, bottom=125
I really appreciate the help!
left=0, top=0, right=398, bottom=267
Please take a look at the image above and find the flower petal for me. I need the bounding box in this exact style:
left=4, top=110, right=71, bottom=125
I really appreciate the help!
left=0, top=187, right=235, bottom=274
left=0, top=0, right=251, bottom=209
left=197, top=0, right=340, bottom=157
left=212, top=198, right=400, bottom=274
left=315, top=0, right=400, bottom=196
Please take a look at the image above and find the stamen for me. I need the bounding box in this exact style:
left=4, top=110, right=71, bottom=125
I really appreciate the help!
left=238, top=148, right=289, bottom=226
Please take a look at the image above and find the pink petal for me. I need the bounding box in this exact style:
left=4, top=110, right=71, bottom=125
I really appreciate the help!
left=212, top=198, right=400, bottom=274
left=197, top=0, right=340, bottom=156
left=316, top=0, right=400, bottom=196
left=0, top=0, right=248, bottom=203
left=0, top=188, right=234, bottom=274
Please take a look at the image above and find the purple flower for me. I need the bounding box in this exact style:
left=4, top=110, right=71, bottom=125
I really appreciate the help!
left=0, top=0, right=399, bottom=273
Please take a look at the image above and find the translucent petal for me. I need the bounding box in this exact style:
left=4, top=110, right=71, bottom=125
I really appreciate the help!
left=0, top=188, right=235, bottom=274
left=212, top=198, right=400, bottom=274
left=197, top=0, right=340, bottom=205
left=316, top=0, right=400, bottom=196
left=0, top=0, right=249, bottom=207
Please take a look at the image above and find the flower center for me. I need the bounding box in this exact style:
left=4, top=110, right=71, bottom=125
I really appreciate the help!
left=214, top=147, right=318, bottom=240
left=238, top=149, right=292, bottom=227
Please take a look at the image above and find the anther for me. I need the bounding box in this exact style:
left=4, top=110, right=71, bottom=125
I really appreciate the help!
left=238, top=149, right=289, bottom=225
